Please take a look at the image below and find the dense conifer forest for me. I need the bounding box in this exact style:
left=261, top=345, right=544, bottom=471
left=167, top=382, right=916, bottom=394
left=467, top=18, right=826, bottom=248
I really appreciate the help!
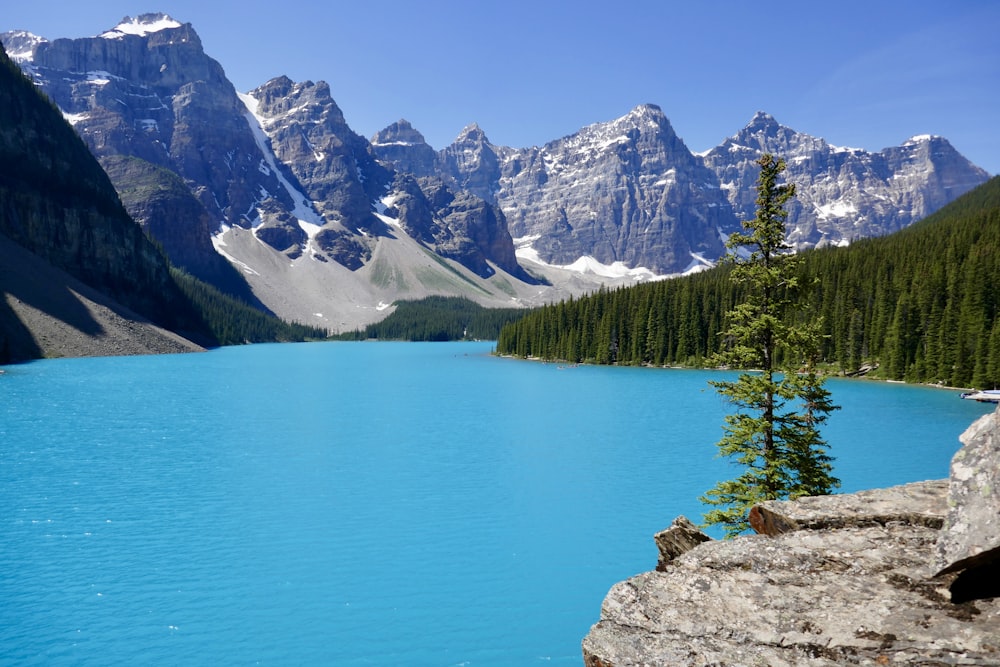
left=336, top=296, right=529, bottom=341
left=496, top=177, right=1000, bottom=389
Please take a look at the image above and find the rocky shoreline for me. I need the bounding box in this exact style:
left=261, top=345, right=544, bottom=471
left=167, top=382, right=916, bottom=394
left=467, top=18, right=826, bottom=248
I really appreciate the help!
left=583, top=408, right=1000, bottom=666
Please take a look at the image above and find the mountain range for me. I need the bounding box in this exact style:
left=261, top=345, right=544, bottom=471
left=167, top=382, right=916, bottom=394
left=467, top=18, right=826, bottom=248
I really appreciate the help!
left=2, top=13, right=991, bottom=333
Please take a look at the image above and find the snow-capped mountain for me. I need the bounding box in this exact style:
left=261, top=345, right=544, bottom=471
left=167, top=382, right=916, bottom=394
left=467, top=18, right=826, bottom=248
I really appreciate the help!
left=700, top=112, right=990, bottom=249
left=4, top=15, right=554, bottom=330
left=377, top=108, right=990, bottom=272
left=374, top=106, right=736, bottom=275
left=3, top=13, right=991, bottom=330
left=496, top=104, right=734, bottom=274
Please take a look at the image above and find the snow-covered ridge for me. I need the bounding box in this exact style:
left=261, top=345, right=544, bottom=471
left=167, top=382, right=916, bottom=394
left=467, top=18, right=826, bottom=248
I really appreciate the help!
left=100, top=14, right=182, bottom=39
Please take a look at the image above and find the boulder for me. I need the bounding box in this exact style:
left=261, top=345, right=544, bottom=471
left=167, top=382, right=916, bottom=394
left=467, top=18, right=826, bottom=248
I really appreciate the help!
left=935, top=407, right=1000, bottom=577
left=653, top=515, right=712, bottom=571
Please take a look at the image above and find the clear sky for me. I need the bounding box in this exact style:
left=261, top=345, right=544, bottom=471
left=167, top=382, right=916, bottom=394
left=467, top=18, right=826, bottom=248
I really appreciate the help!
left=4, top=1, right=998, bottom=174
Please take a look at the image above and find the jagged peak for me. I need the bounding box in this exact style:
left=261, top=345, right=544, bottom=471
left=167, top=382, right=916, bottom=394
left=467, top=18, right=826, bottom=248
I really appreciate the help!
left=100, top=13, right=184, bottom=40
left=603, top=103, right=672, bottom=132
left=453, top=122, right=491, bottom=145
left=726, top=110, right=804, bottom=145
left=746, top=110, right=779, bottom=130
left=371, top=119, right=428, bottom=147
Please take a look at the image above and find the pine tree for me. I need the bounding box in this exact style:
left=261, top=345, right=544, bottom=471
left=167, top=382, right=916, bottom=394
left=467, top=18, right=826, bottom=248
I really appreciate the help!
left=701, top=154, right=840, bottom=537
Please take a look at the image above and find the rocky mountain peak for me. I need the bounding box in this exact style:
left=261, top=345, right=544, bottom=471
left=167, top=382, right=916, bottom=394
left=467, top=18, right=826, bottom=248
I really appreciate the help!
left=371, top=120, right=438, bottom=178
left=371, top=119, right=429, bottom=148
left=250, top=76, right=346, bottom=125
left=0, top=30, right=46, bottom=61
left=699, top=112, right=989, bottom=251
left=453, top=122, right=491, bottom=146
left=441, top=123, right=501, bottom=203
left=728, top=111, right=806, bottom=151
left=747, top=109, right=778, bottom=128
left=624, top=103, right=668, bottom=125
left=495, top=105, right=733, bottom=273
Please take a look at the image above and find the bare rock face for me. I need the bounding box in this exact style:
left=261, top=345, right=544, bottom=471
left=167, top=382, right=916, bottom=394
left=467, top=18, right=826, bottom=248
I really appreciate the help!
left=496, top=105, right=734, bottom=274
left=248, top=76, right=390, bottom=236
left=934, top=409, right=1000, bottom=602
left=583, top=409, right=1000, bottom=666
left=653, top=516, right=711, bottom=571
left=701, top=112, right=991, bottom=251
left=371, top=120, right=439, bottom=178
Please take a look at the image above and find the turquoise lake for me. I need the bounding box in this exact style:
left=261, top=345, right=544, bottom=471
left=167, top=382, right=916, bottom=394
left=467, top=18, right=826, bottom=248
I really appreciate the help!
left=0, top=341, right=993, bottom=665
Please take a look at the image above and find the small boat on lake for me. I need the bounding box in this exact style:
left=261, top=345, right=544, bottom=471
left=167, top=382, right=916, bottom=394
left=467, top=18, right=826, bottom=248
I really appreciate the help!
left=960, top=389, right=1000, bottom=403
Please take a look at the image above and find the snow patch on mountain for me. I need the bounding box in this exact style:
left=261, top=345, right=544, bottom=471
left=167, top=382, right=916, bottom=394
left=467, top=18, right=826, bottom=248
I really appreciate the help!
left=516, top=244, right=661, bottom=281
left=815, top=200, right=859, bottom=219
left=100, top=14, right=182, bottom=39
left=237, top=91, right=325, bottom=228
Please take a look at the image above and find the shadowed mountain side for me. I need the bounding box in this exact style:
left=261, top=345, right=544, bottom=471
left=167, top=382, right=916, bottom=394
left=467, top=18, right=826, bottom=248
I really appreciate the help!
left=100, top=155, right=272, bottom=312
left=0, top=232, right=203, bottom=362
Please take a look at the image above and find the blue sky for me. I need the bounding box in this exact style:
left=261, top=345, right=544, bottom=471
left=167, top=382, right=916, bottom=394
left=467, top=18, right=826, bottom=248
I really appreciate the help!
left=4, top=1, right=998, bottom=174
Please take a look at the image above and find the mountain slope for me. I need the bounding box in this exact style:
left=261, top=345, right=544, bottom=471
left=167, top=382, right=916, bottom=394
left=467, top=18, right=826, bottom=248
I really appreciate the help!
left=496, top=176, right=1000, bottom=388
left=0, top=232, right=203, bottom=361
left=0, top=40, right=212, bottom=351
left=0, top=40, right=323, bottom=361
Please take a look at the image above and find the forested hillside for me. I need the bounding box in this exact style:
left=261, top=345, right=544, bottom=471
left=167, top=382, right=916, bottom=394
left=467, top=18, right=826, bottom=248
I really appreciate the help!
left=496, top=177, right=1000, bottom=389
left=337, top=296, right=529, bottom=341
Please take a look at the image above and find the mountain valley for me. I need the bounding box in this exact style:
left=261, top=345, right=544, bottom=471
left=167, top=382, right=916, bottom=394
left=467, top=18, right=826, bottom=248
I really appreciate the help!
left=2, top=13, right=991, bottom=335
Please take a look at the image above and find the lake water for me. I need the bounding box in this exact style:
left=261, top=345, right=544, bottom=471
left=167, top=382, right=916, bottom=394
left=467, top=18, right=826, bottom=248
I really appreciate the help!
left=0, top=341, right=992, bottom=666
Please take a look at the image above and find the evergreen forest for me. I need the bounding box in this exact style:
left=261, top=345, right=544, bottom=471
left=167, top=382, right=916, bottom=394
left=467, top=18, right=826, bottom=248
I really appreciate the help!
left=337, top=296, right=530, bottom=341
left=170, top=269, right=327, bottom=345
left=496, top=176, right=1000, bottom=389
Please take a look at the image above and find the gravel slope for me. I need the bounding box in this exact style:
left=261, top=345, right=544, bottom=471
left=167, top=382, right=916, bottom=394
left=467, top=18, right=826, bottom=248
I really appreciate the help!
left=1, top=233, right=203, bottom=362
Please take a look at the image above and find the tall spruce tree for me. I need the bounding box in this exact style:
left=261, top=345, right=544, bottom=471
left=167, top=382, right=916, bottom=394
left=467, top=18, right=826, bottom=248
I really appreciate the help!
left=701, top=154, right=840, bottom=537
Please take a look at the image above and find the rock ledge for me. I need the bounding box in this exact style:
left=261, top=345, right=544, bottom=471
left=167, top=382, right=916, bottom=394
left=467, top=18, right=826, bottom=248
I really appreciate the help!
left=583, top=409, right=1000, bottom=666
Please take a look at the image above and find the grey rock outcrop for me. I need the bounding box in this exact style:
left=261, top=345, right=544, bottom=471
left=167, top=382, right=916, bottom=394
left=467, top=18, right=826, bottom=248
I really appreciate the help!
left=583, top=409, right=1000, bottom=666
left=935, top=409, right=1000, bottom=582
